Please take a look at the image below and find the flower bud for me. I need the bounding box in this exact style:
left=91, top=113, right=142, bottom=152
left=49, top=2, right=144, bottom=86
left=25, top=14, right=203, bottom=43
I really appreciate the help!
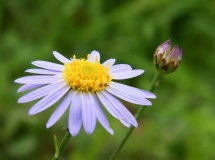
left=154, top=40, right=182, bottom=75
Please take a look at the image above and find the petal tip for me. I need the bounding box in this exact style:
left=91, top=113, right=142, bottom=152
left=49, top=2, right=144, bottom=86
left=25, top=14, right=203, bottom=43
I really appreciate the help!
left=151, top=94, right=156, bottom=99
left=70, top=131, right=78, bottom=137
left=86, top=131, right=93, bottom=135
left=28, top=108, right=36, bottom=115
left=17, top=99, right=22, bottom=103
left=134, top=123, right=138, bottom=128
left=14, top=78, right=20, bottom=83
left=146, top=101, right=152, bottom=106
left=46, top=123, right=52, bottom=128
left=31, top=61, right=37, bottom=64
left=28, top=111, right=34, bottom=115
left=139, top=69, right=145, bottom=74
left=53, top=51, right=59, bottom=55
left=89, top=50, right=100, bottom=62
left=108, top=128, right=114, bottom=135
left=85, top=127, right=95, bottom=135
left=90, top=50, right=99, bottom=54
left=17, top=97, right=27, bottom=103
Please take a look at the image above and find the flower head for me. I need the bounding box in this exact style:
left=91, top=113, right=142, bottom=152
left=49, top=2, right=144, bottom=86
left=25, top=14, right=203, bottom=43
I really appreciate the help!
left=15, top=50, right=156, bottom=136
left=154, top=40, right=182, bottom=75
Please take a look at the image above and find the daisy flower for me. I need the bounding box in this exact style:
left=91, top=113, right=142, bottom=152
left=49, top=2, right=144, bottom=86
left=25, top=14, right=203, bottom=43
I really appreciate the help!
left=15, top=51, right=156, bottom=136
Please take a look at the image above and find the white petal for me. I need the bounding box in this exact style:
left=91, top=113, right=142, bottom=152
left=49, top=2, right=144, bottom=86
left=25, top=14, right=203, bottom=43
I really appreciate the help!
left=88, top=50, right=100, bottom=62
left=68, top=92, right=82, bottom=136
left=111, top=69, right=144, bottom=80
left=17, top=84, right=44, bottom=92
left=25, top=69, right=61, bottom=75
left=102, top=59, right=116, bottom=67
left=18, top=81, right=66, bottom=103
left=32, top=60, right=64, bottom=71
left=53, top=51, right=71, bottom=64
left=81, top=92, right=97, bottom=134
left=91, top=93, right=113, bottom=135
left=46, top=91, right=74, bottom=128
left=106, top=86, right=152, bottom=106
left=97, top=90, right=137, bottom=127
left=29, top=85, right=70, bottom=115
left=14, top=75, right=63, bottom=84
left=109, top=64, right=132, bottom=74
left=109, top=81, right=156, bottom=99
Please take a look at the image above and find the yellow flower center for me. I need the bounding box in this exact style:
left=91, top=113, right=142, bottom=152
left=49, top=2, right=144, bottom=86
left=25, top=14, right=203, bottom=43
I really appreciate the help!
left=63, top=55, right=112, bottom=92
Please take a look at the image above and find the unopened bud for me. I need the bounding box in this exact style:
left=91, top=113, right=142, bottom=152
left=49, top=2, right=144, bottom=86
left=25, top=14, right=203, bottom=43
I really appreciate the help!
left=154, top=40, right=182, bottom=75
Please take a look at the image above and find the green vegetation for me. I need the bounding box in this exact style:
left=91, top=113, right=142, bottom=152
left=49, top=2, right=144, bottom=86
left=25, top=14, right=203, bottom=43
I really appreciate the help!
left=1, top=0, right=215, bottom=159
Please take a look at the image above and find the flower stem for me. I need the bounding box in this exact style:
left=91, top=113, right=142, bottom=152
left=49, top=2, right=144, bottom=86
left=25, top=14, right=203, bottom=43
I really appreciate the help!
left=108, top=71, right=162, bottom=160
left=52, top=129, right=71, bottom=160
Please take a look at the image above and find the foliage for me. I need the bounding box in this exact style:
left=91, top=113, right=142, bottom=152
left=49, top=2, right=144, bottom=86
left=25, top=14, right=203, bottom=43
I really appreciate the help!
left=0, top=0, right=215, bottom=159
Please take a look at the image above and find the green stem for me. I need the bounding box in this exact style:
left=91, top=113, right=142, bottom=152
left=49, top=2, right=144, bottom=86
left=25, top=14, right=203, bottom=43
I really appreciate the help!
left=108, top=72, right=162, bottom=160
left=52, top=129, right=71, bottom=160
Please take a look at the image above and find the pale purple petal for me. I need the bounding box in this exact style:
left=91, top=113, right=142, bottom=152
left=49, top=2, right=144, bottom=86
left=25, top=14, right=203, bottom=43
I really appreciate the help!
left=96, top=92, right=122, bottom=119
left=17, top=84, right=44, bottom=92
left=91, top=93, right=113, bottom=134
left=18, top=81, right=67, bottom=103
left=109, top=81, right=156, bottom=99
left=97, top=90, right=137, bottom=127
left=46, top=91, right=74, bottom=128
left=106, top=86, right=152, bottom=106
left=32, top=61, right=64, bottom=71
left=29, top=85, right=70, bottom=115
left=159, top=42, right=170, bottom=57
left=88, top=50, right=100, bottom=62
left=120, top=119, right=131, bottom=128
left=81, top=92, right=97, bottom=134
left=102, top=59, right=116, bottom=67
left=167, top=47, right=175, bottom=61
left=109, top=64, right=132, bottom=74
left=69, top=92, right=82, bottom=136
left=174, top=48, right=180, bottom=61
left=25, top=69, right=61, bottom=75
left=101, top=90, right=138, bottom=127
left=110, top=69, right=144, bottom=80
left=53, top=51, right=71, bottom=64
left=177, top=48, right=182, bottom=61
left=14, top=75, right=63, bottom=84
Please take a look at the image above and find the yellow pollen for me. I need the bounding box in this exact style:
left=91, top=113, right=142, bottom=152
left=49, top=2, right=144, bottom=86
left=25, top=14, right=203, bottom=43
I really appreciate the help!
left=63, top=55, right=112, bottom=92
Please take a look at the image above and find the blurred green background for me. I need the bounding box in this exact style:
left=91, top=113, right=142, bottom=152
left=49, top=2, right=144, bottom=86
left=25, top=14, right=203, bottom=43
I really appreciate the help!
left=1, top=0, right=215, bottom=159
